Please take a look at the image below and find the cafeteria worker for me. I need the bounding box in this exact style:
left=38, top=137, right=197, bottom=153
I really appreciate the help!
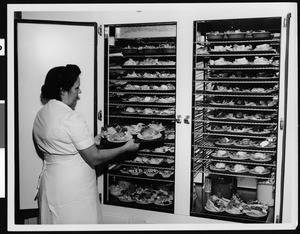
left=33, top=64, right=140, bottom=224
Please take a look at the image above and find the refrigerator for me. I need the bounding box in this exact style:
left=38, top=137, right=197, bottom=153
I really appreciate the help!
left=12, top=9, right=295, bottom=225
left=102, top=22, right=177, bottom=214
left=190, top=16, right=291, bottom=223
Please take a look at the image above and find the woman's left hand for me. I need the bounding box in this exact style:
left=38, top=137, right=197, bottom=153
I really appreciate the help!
left=94, top=134, right=102, bottom=145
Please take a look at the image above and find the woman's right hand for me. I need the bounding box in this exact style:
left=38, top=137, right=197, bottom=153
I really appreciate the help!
left=122, top=139, right=140, bottom=153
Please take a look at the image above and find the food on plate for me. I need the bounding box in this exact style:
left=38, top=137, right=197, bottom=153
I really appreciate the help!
left=157, top=96, right=176, bottom=103
left=235, top=112, right=244, bottom=119
left=256, top=140, right=276, bottom=148
left=166, top=132, right=175, bottom=140
left=153, top=146, right=169, bottom=153
left=143, top=108, right=155, bottom=115
left=251, top=152, right=269, bottom=161
left=231, top=151, right=249, bottom=160
left=140, top=96, right=157, bottom=102
left=109, top=185, right=124, bottom=197
left=240, top=138, right=251, bottom=145
left=165, top=158, right=175, bottom=164
left=144, top=168, right=159, bottom=177
left=120, top=167, right=131, bottom=174
left=218, top=137, right=234, bottom=144
left=205, top=195, right=228, bottom=212
left=253, top=56, right=271, bottom=65
left=148, top=123, right=165, bottom=132
left=125, top=123, right=144, bottom=134
left=125, top=107, right=135, bottom=113
left=251, top=166, right=268, bottom=174
left=108, top=131, right=132, bottom=143
left=159, top=107, right=175, bottom=115
left=124, top=58, right=139, bottom=66
left=214, top=163, right=227, bottom=170
left=118, top=181, right=131, bottom=190
left=139, top=126, right=159, bottom=139
left=127, top=96, right=140, bottom=102
left=232, top=164, right=247, bottom=172
left=133, top=156, right=150, bottom=164
left=243, top=200, right=269, bottom=217
left=129, top=167, right=143, bottom=176
left=226, top=194, right=246, bottom=214
left=216, top=150, right=228, bottom=157
left=149, top=158, right=164, bottom=165
left=254, top=43, right=272, bottom=51
left=233, top=57, right=249, bottom=65
left=159, top=170, right=174, bottom=178
left=101, top=125, right=117, bottom=138
left=126, top=71, right=141, bottom=77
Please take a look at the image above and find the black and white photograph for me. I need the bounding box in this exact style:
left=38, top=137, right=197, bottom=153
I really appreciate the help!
left=0, top=1, right=298, bottom=233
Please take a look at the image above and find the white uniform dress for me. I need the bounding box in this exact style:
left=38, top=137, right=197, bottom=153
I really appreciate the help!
left=33, top=99, right=103, bottom=224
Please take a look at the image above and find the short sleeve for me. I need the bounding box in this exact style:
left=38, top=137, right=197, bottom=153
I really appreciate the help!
left=64, top=112, right=94, bottom=150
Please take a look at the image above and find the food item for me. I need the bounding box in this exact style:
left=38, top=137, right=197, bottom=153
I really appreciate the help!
left=219, top=137, right=233, bottom=144
left=215, top=163, right=227, bottom=169
left=109, top=185, right=124, bottom=197
left=226, top=194, right=245, bottom=214
left=148, top=123, right=165, bottom=132
left=241, top=138, right=251, bottom=145
left=233, top=164, right=247, bottom=172
left=140, top=126, right=158, bottom=139
left=144, top=168, right=159, bottom=177
left=205, top=195, right=228, bottom=212
left=254, top=166, right=266, bottom=174
left=159, top=170, right=174, bottom=178
left=125, top=107, right=135, bottom=113
left=233, top=57, right=249, bottom=65
left=217, top=150, right=228, bottom=157
left=235, top=112, right=244, bottom=118
left=236, top=151, right=248, bottom=158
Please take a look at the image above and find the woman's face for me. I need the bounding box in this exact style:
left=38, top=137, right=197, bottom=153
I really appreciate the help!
left=62, top=77, right=82, bottom=110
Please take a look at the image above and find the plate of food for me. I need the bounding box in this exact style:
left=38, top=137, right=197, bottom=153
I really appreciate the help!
left=243, top=200, right=269, bottom=218
left=118, top=194, right=134, bottom=203
left=125, top=123, right=144, bottom=135
left=230, top=151, right=250, bottom=160
left=206, top=125, right=228, bottom=133
left=254, top=141, right=276, bottom=149
left=134, top=196, right=155, bottom=205
left=229, top=164, right=248, bottom=173
left=210, top=150, right=230, bottom=158
left=204, top=195, right=228, bottom=213
left=154, top=196, right=173, bottom=206
left=249, top=166, right=270, bottom=175
left=144, top=168, right=159, bottom=177
left=215, top=137, right=235, bottom=146
left=210, top=163, right=229, bottom=172
left=149, top=158, right=164, bottom=165
left=137, top=127, right=162, bottom=141
left=128, top=168, right=143, bottom=176
left=120, top=167, right=131, bottom=174
left=225, top=195, right=245, bottom=215
left=249, top=153, right=272, bottom=162
left=159, top=170, right=174, bottom=178
left=107, top=131, right=133, bottom=143
left=233, top=138, right=254, bottom=148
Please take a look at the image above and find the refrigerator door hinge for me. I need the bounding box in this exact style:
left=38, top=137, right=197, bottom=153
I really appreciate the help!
left=280, top=118, right=284, bottom=130
left=97, top=25, right=102, bottom=36
left=99, top=193, right=102, bottom=204
left=275, top=214, right=280, bottom=223
left=98, top=110, right=102, bottom=121
left=283, top=18, right=287, bottom=28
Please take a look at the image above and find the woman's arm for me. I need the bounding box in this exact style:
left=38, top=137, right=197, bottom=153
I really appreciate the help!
left=78, top=139, right=139, bottom=167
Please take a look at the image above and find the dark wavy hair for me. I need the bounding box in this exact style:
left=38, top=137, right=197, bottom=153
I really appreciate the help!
left=41, top=64, right=81, bottom=102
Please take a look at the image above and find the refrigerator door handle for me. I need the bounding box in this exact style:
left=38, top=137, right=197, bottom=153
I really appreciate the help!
left=184, top=115, right=190, bottom=124
left=176, top=115, right=182, bottom=124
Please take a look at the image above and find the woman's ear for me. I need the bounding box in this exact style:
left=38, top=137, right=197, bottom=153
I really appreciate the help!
left=60, top=88, right=68, bottom=98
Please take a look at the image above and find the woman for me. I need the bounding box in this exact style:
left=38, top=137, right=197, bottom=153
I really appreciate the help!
left=33, top=64, right=139, bottom=224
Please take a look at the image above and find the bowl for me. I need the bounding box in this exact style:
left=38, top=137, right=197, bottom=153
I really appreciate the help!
left=206, top=33, right=225, bottom=40
left=162, top=48, right=176, bottom=54
left=142, top=48, right=160, bottom=54
left=226, top=32, right=247, bottom=39
left=252, top=32, right=271, bottom=39
left=122, top=48, right=138, bottom=55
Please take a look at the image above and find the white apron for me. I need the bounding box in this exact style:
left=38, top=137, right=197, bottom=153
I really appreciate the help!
left=37, top=153, right=103, bottom=224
